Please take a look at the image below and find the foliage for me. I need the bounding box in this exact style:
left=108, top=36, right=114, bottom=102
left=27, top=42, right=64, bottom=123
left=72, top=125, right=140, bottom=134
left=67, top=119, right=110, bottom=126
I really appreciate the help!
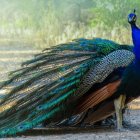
left=90, top=0, right=140, bottom=28
left=0, top=0, right=140, bottom=47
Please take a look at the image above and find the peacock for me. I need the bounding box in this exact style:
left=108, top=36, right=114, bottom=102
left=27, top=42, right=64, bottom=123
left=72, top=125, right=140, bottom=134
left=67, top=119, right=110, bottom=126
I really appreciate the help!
left=0, top=10, right=139, bottom=137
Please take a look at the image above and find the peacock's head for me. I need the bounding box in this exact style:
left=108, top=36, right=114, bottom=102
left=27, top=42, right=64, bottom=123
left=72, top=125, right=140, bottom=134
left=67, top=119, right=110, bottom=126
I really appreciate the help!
left=128, top=9, right=137, bottom=24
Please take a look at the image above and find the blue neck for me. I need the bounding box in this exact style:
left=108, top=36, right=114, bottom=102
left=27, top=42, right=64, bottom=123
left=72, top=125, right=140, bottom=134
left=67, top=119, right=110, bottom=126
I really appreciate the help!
left=131, top=23, right=140, bottom=61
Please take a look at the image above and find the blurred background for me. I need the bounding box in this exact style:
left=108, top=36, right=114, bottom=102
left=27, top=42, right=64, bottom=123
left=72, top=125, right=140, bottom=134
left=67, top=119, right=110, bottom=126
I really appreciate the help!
left=0, top=0, right=140, bottom=48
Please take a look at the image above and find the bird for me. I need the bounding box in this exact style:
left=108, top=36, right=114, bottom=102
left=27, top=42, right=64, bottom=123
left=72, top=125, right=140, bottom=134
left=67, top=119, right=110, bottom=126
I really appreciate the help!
left=0, top=10, right=139, bottom=137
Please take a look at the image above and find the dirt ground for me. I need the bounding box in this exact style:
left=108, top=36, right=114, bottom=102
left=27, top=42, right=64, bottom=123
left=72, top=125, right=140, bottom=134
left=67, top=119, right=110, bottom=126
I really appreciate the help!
left=0, top=44, right=140, bottom=140
left=1, top=132, right=140, bottom=140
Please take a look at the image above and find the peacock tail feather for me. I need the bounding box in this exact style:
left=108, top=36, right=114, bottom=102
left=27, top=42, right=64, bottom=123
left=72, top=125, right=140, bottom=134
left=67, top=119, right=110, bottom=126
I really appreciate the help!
left=0, top=38, right=134, bottom=137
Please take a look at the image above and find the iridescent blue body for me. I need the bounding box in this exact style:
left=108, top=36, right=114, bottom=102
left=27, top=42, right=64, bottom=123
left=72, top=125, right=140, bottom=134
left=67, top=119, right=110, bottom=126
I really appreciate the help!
left=115, top=12, right=140, bottom=98
left=132, top=24, right=140, bottom=60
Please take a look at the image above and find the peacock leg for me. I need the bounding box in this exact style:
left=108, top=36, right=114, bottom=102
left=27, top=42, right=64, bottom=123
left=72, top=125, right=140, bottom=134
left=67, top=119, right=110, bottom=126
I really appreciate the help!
left=114, top=94, right=126, bottom=131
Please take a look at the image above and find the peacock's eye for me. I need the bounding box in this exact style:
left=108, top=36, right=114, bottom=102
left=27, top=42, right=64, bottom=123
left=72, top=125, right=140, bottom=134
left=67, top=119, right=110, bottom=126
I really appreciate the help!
left=134, top=17, right=136, bottom=21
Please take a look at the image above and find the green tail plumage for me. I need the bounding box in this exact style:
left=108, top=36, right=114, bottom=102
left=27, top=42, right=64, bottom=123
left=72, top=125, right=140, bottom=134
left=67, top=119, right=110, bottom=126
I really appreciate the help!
left=0, top=38, right=133, bottom=137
